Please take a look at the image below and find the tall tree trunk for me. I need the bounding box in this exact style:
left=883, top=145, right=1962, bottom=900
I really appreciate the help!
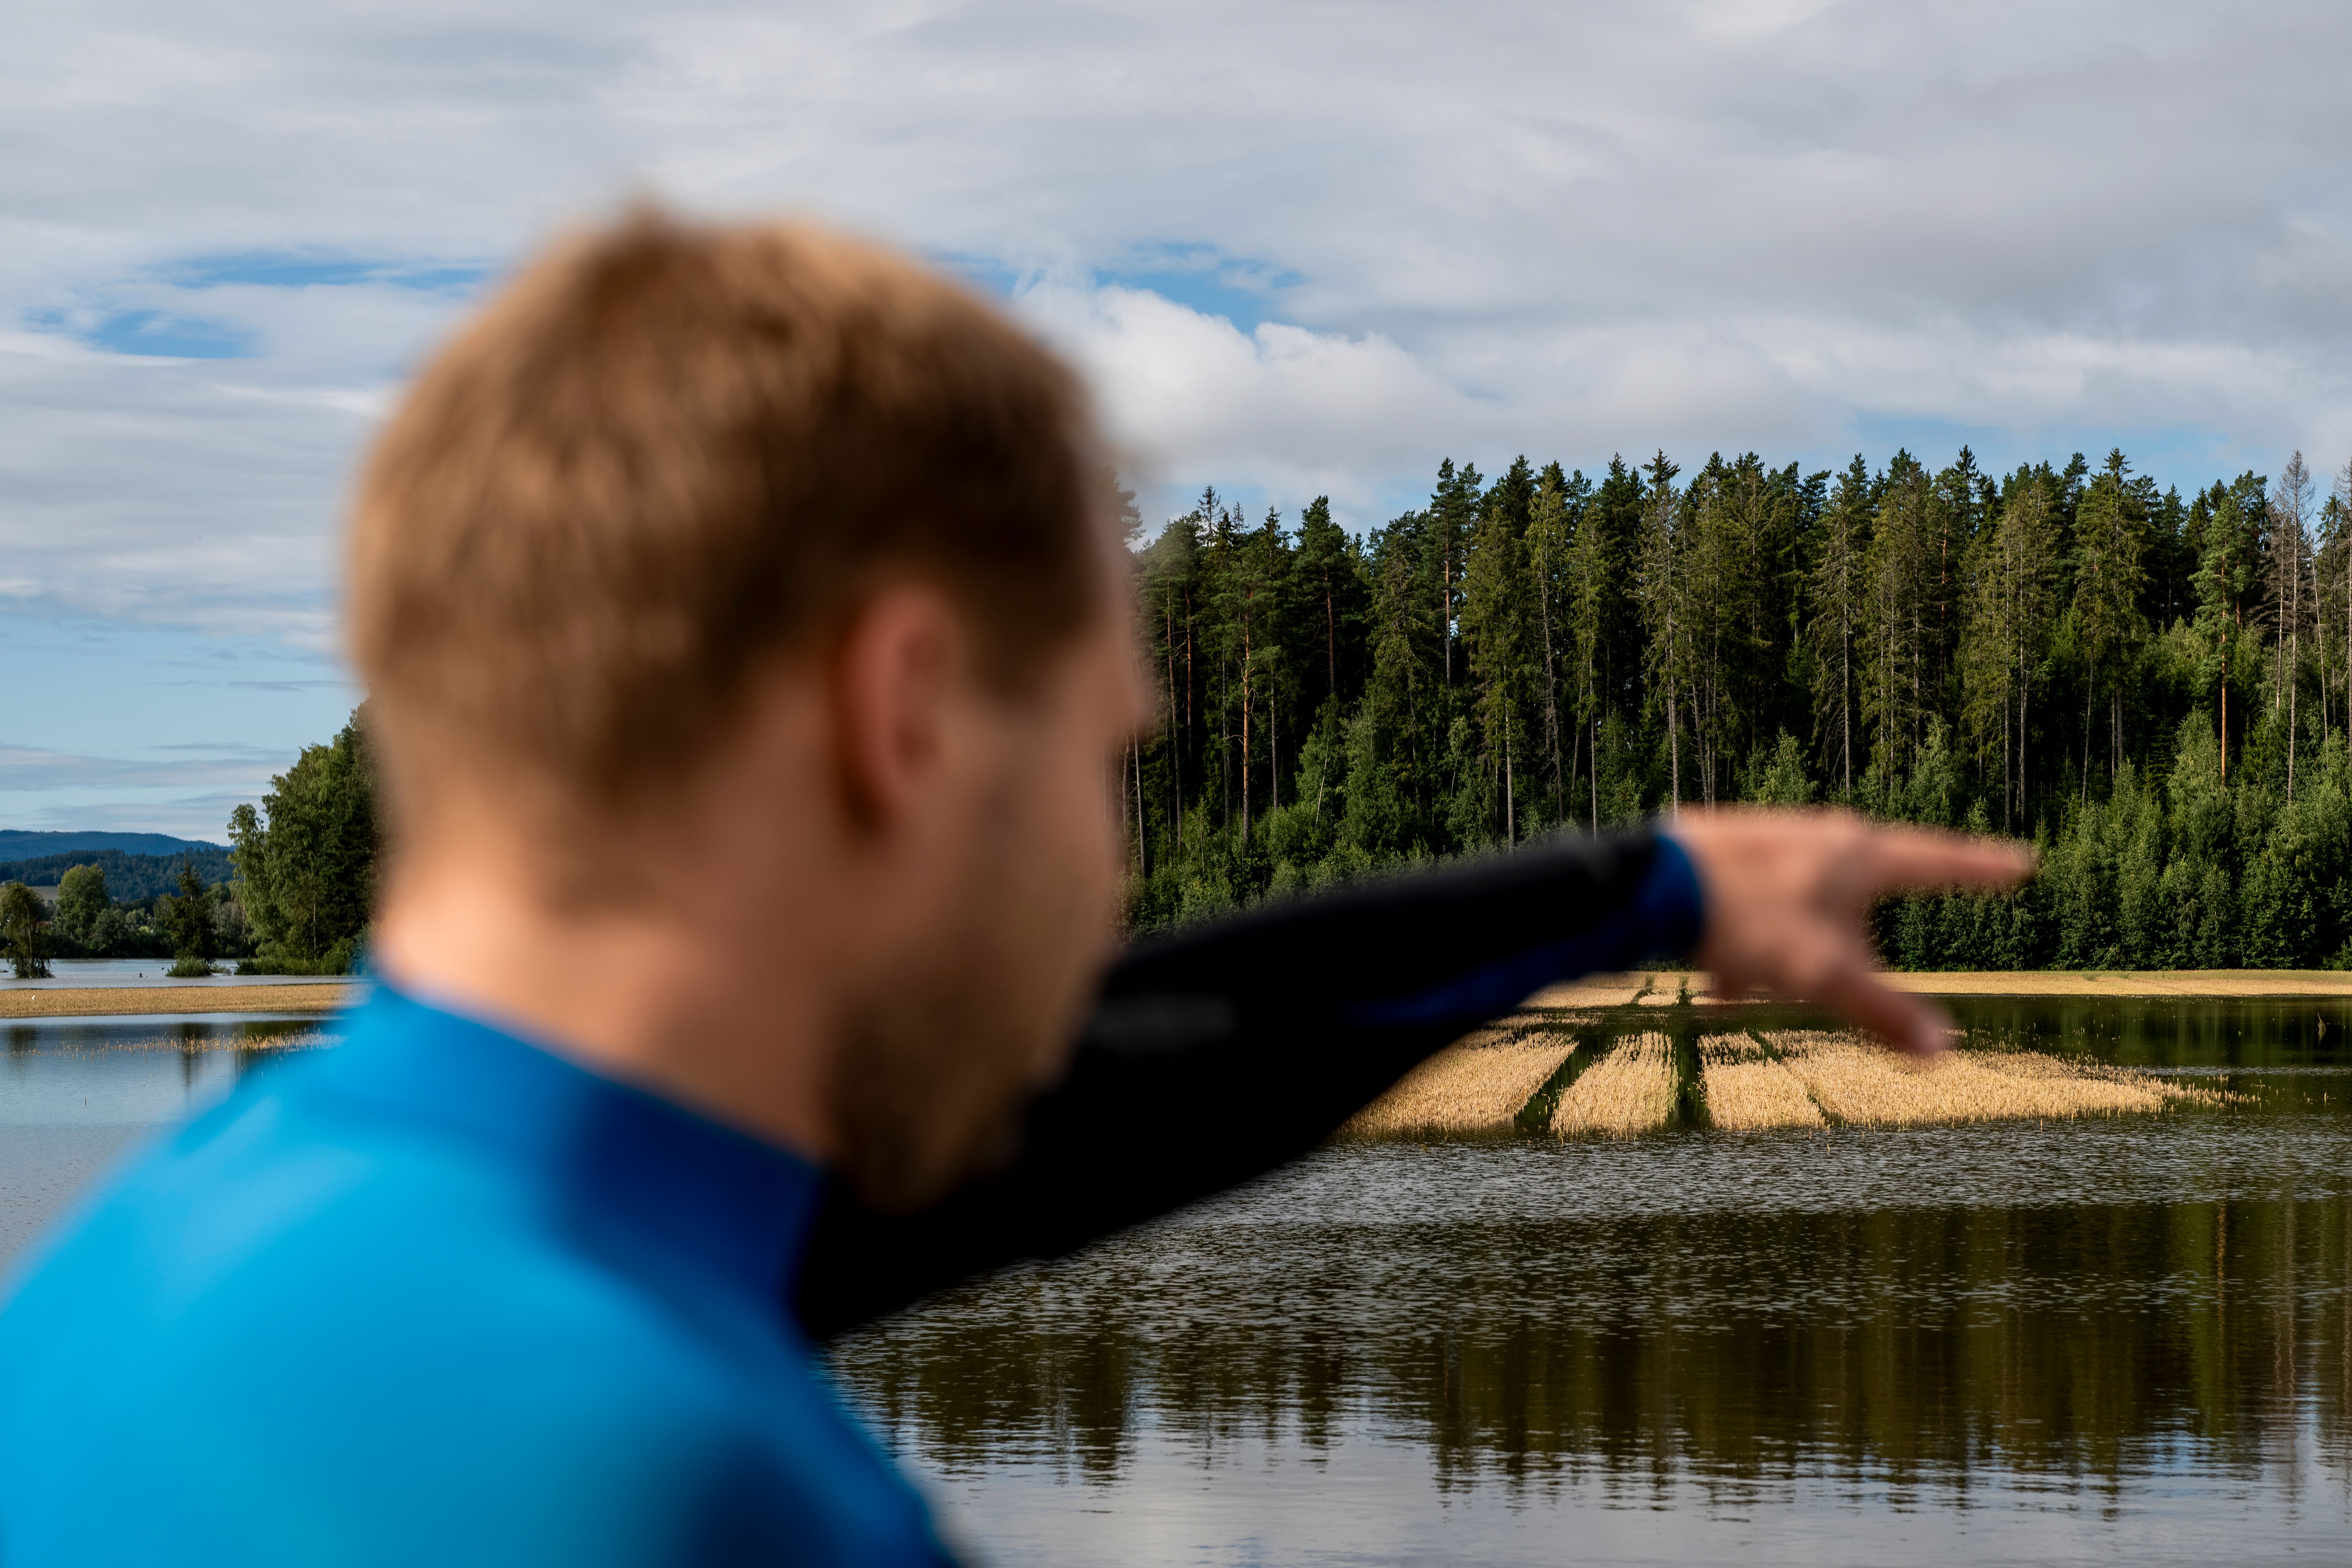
left=1504, top=724, right=1515, bottom=849
left=2289, top=530, right=2301, bottom=803
left=1567, top=703, right=1583, bottom=831
left=1240, top=630, right=1252, bottom=846
left=2081, top=665, right=2095, bottom=807
left=2001, top=673, right=2012, bottom=834
left=2016, top=638, right=2027, bottom=831
left=2220, top=667, right=2229, bottom=781
left=1668, top=687, right=1681, bottom=817
left=1441, top=546, right=1452, bottom=687
left=1166, top=593, right=1182, bottom=851
left=1538, top=548, right=1561, bottom=819
left=2016, top=633, right=2030, bottom=832
left=2111, top=688, right=2122, bottom=785
left=1325, top=580, right=1337, bottom=707
left=1842, top=634, right=1852, bottom=797
left=1184, top=608, right=1196, bottom=835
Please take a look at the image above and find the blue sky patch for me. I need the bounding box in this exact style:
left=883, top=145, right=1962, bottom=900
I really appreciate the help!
left=1096, top=243, right=1303, bottom=335
left=165, top=250, right=492, bottom=294
left=48, top=308, right=257, bottom=360
left=935, top=243, right=1303, bottom=336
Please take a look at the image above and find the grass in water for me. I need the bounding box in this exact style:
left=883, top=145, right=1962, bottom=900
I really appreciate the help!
left=1697, top=1035, right=1825, bottom=1130
left=1767, top=1030, right=2233, bottom=1125
left=1346, top=1022, right=2241, bottom=1142
left=1340, top=1017, right=1577, bottom=1138
left=1549, top=1032, right=1676, bottom=1138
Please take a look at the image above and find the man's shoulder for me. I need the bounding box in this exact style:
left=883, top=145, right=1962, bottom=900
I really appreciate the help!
left=0, top=1064, right=945, bottom=1565
left=9, top=1044, right=787, bottom=1351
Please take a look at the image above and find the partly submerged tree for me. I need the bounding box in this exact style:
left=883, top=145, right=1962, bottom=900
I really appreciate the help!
left=161, top=861, right=218, bottom=971
left=1, top=881, right=51, bottom=979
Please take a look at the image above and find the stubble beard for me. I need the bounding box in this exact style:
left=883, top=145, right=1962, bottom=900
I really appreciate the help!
left=827, top=846, right=1085, bottom=1214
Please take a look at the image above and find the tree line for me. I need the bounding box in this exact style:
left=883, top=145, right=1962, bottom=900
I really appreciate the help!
left=0, top=862, right=232, bottom=978
left=0, top=713, right=378, bottom=978
left=1120, top=449, right=2352, bottom=969
left=14, top=453, right=2349, bottom=983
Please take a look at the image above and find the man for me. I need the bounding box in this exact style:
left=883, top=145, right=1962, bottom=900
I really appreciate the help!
left=0, top=212, right=2026, bottom=1564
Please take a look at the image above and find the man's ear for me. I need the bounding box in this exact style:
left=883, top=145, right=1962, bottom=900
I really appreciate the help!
left=828, top=586, right=965, bottom=835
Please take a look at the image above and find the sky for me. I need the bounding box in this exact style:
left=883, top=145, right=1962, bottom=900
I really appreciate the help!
left=5, top=0, right=2352, bottom=839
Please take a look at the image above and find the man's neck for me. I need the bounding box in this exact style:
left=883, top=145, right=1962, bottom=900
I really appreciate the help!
left=370, top=846, right=843, bottom=1163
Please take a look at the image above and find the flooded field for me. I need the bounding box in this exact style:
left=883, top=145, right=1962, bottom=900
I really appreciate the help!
left=829, top=996, right=2352, bottom=1566
left=2, top=998, right=2349, bottom=1563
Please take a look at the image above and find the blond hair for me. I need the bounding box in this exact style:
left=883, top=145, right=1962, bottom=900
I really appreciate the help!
left=348, top=209, right=1102, bottom=816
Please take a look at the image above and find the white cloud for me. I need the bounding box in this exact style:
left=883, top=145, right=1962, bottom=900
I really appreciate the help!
left=2, top=0, right=2351, bottom=639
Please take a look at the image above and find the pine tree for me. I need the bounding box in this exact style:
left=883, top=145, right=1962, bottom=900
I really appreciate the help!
left=1807, top=457, right=1872, bottom=798
left=1861, top=453, right=1931, bottom=791
left=1428, top=459, right=1482, bottom=688
left=1461, top=482, right=1529, bottom=844
left=1524, top=467, right=1573, bottom=823
left=2194, top=473, right=2267, bottom=778
left=1635, top=452, right=1687, bottom=813
left=1961, top=472, right=2059, bottom=832
left=2269, top=452, right=2315, bottom=801
left=1564, top=468, right=1615, bottom=830
left=1292, top=496, right=1360, bottom=716
left=2071, top=453, right=2150, bottom=796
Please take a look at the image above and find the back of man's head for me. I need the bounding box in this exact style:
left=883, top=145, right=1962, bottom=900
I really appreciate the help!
left=348, top=208, right=1103, bottom=834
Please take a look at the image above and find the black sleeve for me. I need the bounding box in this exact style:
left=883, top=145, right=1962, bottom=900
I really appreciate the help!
left=791, top=828, right=1698, bottom=1342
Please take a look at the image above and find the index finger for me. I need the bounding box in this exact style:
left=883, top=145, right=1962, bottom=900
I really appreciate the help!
left=1812, top=955, right=1956, bottom=1059
left=1856, top=825, right=2034, bottom=897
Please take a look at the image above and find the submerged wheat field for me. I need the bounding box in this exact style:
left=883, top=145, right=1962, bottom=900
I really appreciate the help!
left=1341, top=1013, right=2235, bottom=1141
left=1337, top=1015, right=1576, bottom=1137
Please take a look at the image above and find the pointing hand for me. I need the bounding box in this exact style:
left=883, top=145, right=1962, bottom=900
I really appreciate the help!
left=1666, top=808, right=2034, bottom=1057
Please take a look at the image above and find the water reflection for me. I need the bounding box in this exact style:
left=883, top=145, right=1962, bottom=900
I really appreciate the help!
left=831, top=1000, right=2352, bottom=1564
left=1950, top=994, right=2352, bottom=1069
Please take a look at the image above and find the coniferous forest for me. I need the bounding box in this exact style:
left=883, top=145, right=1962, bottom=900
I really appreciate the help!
left=1119, top=448, right=2352, bottom=970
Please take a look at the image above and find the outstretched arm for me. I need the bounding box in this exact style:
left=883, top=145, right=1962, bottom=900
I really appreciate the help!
left=793, top=810, right=2028, bottom=1341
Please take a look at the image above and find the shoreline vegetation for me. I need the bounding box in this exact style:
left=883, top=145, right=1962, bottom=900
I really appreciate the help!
left=1523, top=968, right=2352, bottom=1006
left=5, top=967, right=2348, bottom=1023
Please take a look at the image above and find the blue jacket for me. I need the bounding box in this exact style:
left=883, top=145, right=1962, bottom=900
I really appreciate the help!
left=0, top=990, right=950, bottom=1566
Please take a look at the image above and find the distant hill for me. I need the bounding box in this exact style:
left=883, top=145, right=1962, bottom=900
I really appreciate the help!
left=0, top=830, right=226, bottom=861
left=0, top=846, right=237, bottom=901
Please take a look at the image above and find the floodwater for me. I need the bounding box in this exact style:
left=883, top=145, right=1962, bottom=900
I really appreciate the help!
left=0, top=1018, right=327, bottom=1265
left=828, top=997, right=2352, bottom=1566
left=2, top=958, right=200, bottom=986
left=1, top=999, right=2348, bottom=1564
